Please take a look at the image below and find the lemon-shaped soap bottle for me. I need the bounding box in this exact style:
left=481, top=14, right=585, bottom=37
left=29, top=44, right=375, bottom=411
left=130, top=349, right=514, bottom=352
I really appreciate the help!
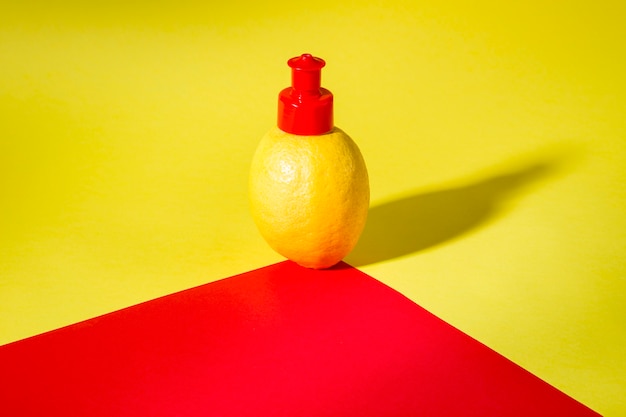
left=249, top=53, right=369, bottom=269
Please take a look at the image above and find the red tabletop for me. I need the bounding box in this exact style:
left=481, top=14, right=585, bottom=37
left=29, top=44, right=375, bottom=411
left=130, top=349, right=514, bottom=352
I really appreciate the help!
left=0, top=261, right=600, bottom=416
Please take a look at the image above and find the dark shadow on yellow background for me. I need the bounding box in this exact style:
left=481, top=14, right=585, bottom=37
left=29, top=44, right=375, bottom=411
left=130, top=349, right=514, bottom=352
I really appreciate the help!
left=346, top=157, right=566, bottom=267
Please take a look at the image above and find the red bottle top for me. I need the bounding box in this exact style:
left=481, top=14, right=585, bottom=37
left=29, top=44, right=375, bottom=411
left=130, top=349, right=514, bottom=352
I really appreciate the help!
left=278, top=53, right=334, bottom=135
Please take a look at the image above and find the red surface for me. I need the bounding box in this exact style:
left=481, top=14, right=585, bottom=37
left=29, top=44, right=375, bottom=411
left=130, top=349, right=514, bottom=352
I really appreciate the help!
left=0, top=261, right=600, bottom=416
left=278, top=53, right=334, bottom=135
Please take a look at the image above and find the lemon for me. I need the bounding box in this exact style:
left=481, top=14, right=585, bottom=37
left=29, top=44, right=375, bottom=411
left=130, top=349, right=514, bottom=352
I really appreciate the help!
left=249, top=126, right=369, bottom=269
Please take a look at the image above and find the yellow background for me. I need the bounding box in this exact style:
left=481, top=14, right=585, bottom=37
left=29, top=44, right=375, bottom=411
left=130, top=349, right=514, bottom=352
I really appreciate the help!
left=1, top=1, right=624, bottom=415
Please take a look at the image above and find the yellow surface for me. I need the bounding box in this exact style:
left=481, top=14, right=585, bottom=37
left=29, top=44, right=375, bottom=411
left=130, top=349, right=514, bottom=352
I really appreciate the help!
left=1, top=1, right=624, bottom=414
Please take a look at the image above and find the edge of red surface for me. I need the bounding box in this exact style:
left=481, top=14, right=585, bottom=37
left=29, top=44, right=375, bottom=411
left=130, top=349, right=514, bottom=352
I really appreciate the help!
left=0, top=261, right=601, bottom=416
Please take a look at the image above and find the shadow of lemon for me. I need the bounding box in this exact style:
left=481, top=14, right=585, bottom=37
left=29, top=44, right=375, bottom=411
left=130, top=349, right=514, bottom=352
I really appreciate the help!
left=346, top=154, right=572, bottom=267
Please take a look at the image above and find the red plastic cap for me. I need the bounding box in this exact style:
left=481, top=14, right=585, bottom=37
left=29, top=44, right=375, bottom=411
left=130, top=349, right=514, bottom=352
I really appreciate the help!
left=278, top=53, right=334, bottom=135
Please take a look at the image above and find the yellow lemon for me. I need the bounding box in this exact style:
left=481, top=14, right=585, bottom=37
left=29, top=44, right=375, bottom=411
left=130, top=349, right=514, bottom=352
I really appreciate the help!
left=249, top=126, right=369, bottom=269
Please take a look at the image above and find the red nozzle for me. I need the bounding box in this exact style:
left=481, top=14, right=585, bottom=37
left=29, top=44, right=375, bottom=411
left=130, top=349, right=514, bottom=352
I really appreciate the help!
left=278, top=53, right=334, bottom=135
